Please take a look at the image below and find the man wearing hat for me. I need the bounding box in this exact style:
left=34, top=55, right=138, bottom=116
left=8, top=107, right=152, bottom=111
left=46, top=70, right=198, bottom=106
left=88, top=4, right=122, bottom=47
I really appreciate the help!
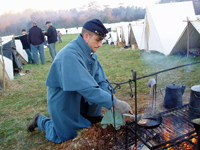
left=14, top=29, right=34, bottom=64
left=28, top=21, right=45, bottom=65
left=43, top=21, right=57, bottom=61
left=27, top=19, right=132, bottom=143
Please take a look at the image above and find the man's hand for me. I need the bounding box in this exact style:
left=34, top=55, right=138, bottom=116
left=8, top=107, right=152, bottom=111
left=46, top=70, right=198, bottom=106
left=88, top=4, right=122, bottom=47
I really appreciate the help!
left=114, top=99, right=132, bottom=115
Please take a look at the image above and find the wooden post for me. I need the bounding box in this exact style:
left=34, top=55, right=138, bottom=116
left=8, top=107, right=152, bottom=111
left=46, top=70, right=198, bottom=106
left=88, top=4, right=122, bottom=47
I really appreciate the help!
left=187, top=17, right=189, bottom=59
left=0, top=37, right=6, bottom=94
left=128, top=23, right=131, bottom=47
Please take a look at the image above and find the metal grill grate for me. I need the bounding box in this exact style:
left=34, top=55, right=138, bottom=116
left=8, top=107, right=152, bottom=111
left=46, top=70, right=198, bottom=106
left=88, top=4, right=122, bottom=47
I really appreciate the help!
left=126, top=104, right=198, bottom=149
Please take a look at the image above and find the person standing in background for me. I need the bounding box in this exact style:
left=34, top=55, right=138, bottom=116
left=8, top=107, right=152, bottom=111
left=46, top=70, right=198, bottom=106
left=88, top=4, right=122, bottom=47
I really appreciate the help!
left=14, top=29, right=34, bottom=64
left=43, top=21, right=57, bottom=61
left=57, top=31, right=62, bottom=43
left=28, top=21, right=45, bottom=65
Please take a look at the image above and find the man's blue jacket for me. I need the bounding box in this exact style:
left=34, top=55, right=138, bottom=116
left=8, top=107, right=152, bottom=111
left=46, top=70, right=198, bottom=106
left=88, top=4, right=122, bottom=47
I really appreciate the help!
left=42, top=34, right=116, bottom=143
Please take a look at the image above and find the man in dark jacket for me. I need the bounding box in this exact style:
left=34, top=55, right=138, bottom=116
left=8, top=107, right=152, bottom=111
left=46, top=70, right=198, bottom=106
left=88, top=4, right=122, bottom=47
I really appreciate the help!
left=28, top=21, right=45, bottom=65
left=43, top=21, right=57, bottom=61
left=15, top=29, right=34, bottom=64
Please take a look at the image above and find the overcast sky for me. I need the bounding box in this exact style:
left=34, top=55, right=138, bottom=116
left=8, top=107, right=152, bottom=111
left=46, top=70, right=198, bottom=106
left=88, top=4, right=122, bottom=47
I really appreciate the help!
left=0, top=0, right=160, bottom=15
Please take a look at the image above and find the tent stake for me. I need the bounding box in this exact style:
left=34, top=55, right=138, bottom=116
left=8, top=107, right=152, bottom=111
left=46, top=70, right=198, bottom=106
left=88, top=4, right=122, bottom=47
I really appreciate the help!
left=0, top=37, right=6, bottom=95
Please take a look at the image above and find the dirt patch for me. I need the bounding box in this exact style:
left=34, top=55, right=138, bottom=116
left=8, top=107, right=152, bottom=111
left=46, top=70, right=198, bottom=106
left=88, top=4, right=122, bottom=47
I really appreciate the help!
left=57, top=124, right=129, bottom=150
left=56, top=91, right=192, bottom=150
left=56, top=94, right=152, bottom=150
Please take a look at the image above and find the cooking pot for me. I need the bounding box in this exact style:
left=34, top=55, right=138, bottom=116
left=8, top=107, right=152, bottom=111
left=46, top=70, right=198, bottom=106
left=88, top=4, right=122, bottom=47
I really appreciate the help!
left=160, top=83, right=185, bottom=109
left=189, top=85, right=200, bottom=115
left=192, top=118, right=200, bottom=150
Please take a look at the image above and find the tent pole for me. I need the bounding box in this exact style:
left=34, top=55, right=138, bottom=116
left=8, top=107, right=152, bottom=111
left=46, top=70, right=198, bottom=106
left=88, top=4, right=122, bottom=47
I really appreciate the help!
left=187, top=17, right=189, bottom=59
left=128, top=23, right=131, bottom=48
left=0, top=37, right=6, bottom=95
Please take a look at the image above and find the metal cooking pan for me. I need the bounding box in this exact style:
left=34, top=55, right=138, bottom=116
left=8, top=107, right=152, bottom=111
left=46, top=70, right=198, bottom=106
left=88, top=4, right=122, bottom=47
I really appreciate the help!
left=137, top=113, right=163, bottom=129
left=123, top=113, right=163, bottom=129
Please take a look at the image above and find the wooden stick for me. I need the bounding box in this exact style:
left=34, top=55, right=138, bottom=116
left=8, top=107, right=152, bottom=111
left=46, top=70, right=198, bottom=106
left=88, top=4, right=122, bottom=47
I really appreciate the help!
left=187, top=17, right=189, bottom=59
left=183, top=17, right=191, bottom=59
left=0, top=37, right=6, bottom=94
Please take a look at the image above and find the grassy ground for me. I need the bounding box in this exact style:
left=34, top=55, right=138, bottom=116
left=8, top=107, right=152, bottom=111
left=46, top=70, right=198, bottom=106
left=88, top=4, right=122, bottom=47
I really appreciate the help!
left=0, top=34, right=200, bottom=149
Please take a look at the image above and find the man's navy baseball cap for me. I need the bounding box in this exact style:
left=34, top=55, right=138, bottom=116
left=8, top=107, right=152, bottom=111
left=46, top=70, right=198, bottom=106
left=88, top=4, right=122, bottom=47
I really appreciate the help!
left=82, top=19, right=108, bottom=39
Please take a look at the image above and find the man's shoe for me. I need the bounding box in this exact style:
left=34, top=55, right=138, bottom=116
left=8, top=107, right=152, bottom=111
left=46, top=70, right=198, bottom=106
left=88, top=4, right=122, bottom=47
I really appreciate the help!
left=86, top=115, right=104, bottom=124
left=27, top=112, right=40, bottom=132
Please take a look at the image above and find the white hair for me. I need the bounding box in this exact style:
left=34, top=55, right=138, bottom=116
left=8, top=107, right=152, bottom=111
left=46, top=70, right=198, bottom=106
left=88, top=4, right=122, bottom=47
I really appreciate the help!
left=47, top=22, right=52, bottom=26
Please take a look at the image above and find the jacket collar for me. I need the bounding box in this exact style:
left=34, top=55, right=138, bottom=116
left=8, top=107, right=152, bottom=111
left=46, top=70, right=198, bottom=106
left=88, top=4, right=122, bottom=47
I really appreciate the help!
left=76, top=34, right=93, bottom=59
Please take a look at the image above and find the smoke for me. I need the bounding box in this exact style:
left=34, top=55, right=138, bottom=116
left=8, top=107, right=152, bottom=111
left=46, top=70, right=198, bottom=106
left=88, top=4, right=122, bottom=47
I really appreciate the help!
left=139, top=50, right=200, bottom=112
left=139, top=50, right=196, bottom=76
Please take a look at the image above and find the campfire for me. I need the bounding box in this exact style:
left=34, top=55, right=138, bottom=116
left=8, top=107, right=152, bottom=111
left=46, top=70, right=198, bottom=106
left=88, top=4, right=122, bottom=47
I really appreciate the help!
left=126, top=104, right=198, bottom=150
left=109, top=63, right=200, bottom=150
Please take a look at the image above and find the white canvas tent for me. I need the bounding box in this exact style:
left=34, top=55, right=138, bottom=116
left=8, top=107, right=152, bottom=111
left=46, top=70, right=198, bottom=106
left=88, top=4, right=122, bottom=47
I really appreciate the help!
left=170, top=21, right=200, bottom=55
left=103, top=23, right=119, bottom=31
left=56, top=28, right=66, bottom=35
left=129, top=24, right=144, bottom=49
left=103, top=31, right=117, bottom=45
left=134, top=19, right=144, bottom=25
left=0, top=35, right=24, bottom=81
left=116, top=26, right=125, bottom=46
left=15, top=40, right=28, bottom=64
left=0, top=36, right=14, bottom=80
left=109, top=32, right=117, bottom=45
left=2, top=35, right=13, bottom=44
left=103, top=23, right=110, bottom=29
left=77, top=27, right=82, bottom=33
left=66, top=27, right=79, bottom=34
left=140, top=1, right=196, bottom=55
left=110, top=23, right=118, bottom=31
left=196, top=15, right=200, bottom=20
left=117, top=22, right=142, bottom=47
left=122, top=24, right=131, bottom=47
left=0, top=55, right=13, bottom=80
